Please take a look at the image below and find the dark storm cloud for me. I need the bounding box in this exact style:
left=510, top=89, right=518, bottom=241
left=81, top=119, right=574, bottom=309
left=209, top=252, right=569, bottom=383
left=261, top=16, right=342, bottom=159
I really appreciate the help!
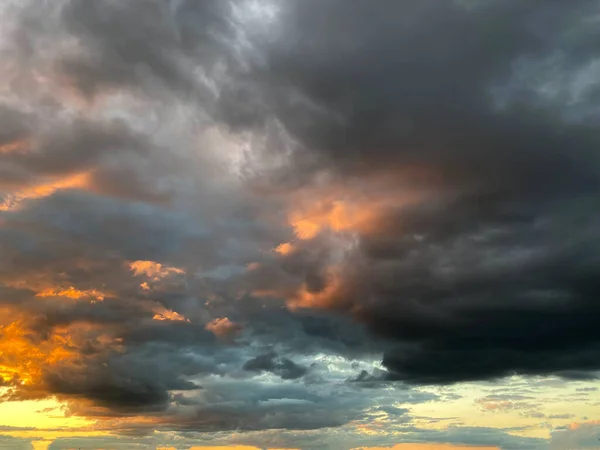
left=152, top=378, right=378, bottom=433
left=0, top=103, right=176, bottom=204
left=57, top=0, right=231, bottom=99
left=7, top=117, right=147, bottom=176
left=43, top=345, right=206, bottom=413
left=242, top=352, right=307, bottom=379
left=2, top=0, right=600, bottom=445
left=208, top=0, right=600, bottom=384
left=0, top=103, right=30, bottom=146
left=3, top=190, right=202, bottom=261
left=218, top=0, right=600, bottom=185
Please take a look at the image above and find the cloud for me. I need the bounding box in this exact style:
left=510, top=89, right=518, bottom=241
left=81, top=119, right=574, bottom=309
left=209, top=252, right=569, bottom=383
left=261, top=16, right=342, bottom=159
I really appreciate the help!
left=0, top=435, right=35, bottom=450
left=242, top=352, right=307, bottom=380
left=129, top=260, right=185, bottom=279
left=206, top=317, right=243, bottom=340
left=550, top=421, right=600, bottom=450
left=217, top=0, right=600, bottom=384
left=0, top=0, right=599, bottom=448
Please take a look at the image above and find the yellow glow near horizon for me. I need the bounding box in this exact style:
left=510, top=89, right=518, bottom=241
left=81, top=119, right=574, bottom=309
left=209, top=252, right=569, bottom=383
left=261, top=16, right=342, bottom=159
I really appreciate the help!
left=408, top=378, right=600, bottom=439
left=189, top=447, right=297, bottom=450
left=0, top=395, right=93, bottom=429
left=353, top=445, right=499, bottom=450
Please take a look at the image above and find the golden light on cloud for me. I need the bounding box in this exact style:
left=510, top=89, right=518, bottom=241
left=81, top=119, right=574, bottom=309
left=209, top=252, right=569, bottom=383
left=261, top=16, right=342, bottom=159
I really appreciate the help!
left=36, top=286, right=108, bottom=301
left=189, top=447, right=299, bottom=450
left=0, top=396, right=94, bottom=431
left=129, top=260, right=185, bottom=279
left=275, top=242, right=294, bottom=255
left=354, top=445, right=500, bottom=450
left=205, top=317, right=242, bottom=339
left=287, top=267, right=344, bottom=311
left=0, top=171, right=92, bottom=211
left=1, top=0, right=598, bottom=448
left=289, top=199, right=376, bottom=239
left=0, top=322, right=75, bottom=386
left=285, top=178, right=424, bottom=241
left=152, top=308, right=190, bottom=322
left=291, top=217, right=321, bottom=240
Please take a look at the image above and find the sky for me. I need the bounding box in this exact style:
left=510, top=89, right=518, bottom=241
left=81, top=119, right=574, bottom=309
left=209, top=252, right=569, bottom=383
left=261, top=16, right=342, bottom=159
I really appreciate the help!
left=0, top=0, right=600, bottom=449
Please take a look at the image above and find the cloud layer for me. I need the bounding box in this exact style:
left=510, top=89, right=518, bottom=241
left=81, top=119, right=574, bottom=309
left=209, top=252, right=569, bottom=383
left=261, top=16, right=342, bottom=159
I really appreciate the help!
left=1, top=0, right=600, bottom=448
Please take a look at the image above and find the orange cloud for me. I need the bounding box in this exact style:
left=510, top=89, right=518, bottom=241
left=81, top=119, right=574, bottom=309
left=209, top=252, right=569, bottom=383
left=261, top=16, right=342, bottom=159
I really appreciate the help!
left=284, top=176, right=425, bottom=241
left=205, top=317, right=243, bottom=339
left=36, top=286, right=108, bottom=302
left=0, top=321, right=76, bottom=387
left=275, top=242, right=294, bottom=255
left=189, top=447, right=258, bottom=450
left=289, top=199, right=378, bottom=240
left=287, top=267, right=345, bottom=311
left=0, top=171, right=92, bottom=211
left=128, top=260, right=185, bottom=280
left=152, top=308, right=190, bottom=322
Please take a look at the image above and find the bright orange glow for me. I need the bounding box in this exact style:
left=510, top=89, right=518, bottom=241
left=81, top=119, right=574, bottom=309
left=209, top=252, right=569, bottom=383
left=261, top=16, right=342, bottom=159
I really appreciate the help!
left=129, top=260, right=185, bottom=279
left=275, top=242, right=294, bottom=255
left=291, top=217, right=321, bottom=239
left=36, top=286, right=108, bottom=301
left=285, top=179, right=424, bottom=240
left=289, top=199, right=377, bottom=239
left=152, top=308, right=189, bottom=322
left=353, top=445, right=500, bottom=450
left=0, top=322, right=75, bottom=386
left=189, top=447, right=298, bottom=450
left=205, top=317, right=242, bottom=339
left=0, top=171, right=92, bottom=211
left=22, top=172, right=91, bottom=198
left=288, top=267, right=343, bottom=310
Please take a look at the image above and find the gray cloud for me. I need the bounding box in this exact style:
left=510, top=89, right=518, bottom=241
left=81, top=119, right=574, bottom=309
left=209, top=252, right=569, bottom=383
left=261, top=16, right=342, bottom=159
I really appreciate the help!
left=0, top=0, right=599, bottom=447
left=57, top=0, right=224, bottom=99
left=242, top=352, right=308, bottom=380
left=0, top=436, right=35, bottom=450
left=215, top=0, right=600, bottom=384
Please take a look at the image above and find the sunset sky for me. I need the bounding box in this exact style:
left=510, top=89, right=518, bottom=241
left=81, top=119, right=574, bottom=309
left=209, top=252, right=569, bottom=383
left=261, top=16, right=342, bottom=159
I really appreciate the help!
left=1, top=0, right=600, bottom=449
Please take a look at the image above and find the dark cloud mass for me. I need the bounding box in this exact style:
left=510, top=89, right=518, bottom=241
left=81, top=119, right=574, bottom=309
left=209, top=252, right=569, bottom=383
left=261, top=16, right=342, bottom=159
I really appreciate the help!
left=243, top=352, right=308, bottom=379
left=1, top=0, right=600, bottom=447
left=218, top=0, right=600, bottom=384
